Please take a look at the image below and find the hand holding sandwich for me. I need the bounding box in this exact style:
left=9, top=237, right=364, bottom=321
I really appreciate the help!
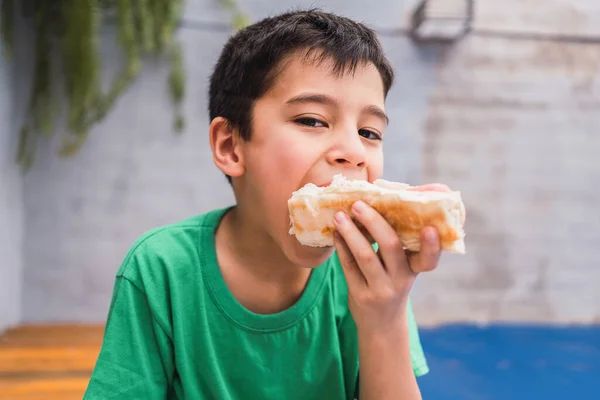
left=332, top=183, right=450, bottom=400
left=287, top=175, right=465, bottom=400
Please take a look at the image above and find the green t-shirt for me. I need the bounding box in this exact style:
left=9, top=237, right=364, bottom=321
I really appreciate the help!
left=84, top=207, right=429, bottom=400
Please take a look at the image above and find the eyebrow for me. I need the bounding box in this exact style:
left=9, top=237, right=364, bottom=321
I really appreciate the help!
left=285, top=93, right=389, bottom=125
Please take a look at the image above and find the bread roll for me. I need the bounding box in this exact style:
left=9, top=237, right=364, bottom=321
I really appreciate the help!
left=287, top=174, right=466, bottom=254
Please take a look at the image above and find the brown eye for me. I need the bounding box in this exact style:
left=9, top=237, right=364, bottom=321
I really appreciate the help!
left=358, top=129, right=382, bottom=141
left=295, top=117, right=328, bottom=128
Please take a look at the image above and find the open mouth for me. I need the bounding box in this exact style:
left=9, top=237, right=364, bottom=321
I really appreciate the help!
left=296, top=180, right=333, bottom=190
left=315, top=175, right=368, bottom=188
left=296, top=174, right=370, bottom=193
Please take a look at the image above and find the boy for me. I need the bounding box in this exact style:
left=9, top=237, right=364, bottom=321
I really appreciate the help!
left=84, top=9, right=445, bottom=400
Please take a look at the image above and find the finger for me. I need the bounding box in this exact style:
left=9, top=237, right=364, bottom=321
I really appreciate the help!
left=407, top=183, right=451, bottom=192
left=333, top=232, right=367, bottom=291
left=349, top=200, right=405, bottom=276
left=407, top=226, right=441, bottom=273
left=333, top=210, right=389, bottom=289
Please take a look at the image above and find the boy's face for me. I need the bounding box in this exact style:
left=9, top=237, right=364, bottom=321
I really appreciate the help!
left=237, top=53, right=388, bottom=267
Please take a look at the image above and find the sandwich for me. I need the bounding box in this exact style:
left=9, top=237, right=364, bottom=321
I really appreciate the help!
left=287, top=174, right=466, bottom=254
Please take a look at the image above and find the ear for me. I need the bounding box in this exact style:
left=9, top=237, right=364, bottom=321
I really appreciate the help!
left=209, top=117, right=245, bottom=178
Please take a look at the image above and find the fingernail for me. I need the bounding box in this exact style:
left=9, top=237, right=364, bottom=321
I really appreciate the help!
left=334, top=212, right=347, bottom=225
left=352, top=201, right=366, bottom=214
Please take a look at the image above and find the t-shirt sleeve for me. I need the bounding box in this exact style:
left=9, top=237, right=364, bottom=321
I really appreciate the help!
left=406, top=298, right=430, bottom=377
left=83, top=276, right=174, bottom=399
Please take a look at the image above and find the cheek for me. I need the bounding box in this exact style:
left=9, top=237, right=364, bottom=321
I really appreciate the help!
left=271, top=142, right=303, bottom=171
left=367, top=148, right=384, bottom=181
left=253, top=130, right=316, bottom=184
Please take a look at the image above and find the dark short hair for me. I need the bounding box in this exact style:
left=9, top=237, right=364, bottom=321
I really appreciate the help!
left=208, top=9, right=395, bottom=183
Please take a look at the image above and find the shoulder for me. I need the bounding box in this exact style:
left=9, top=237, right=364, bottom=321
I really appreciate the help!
left=116, top=207, right=230, bottom=289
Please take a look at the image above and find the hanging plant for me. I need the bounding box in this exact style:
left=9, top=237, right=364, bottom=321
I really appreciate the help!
left=0, top=0, right=249, bottom=172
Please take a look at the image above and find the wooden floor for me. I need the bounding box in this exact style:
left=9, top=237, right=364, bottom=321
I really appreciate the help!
left=0, top=324, right=104, bottom=400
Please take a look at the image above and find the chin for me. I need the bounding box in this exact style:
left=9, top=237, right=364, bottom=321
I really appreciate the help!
left=283, top=237, right=336, bottom=268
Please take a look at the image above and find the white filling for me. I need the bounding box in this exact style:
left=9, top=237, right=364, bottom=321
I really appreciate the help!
left=290, top=174, right=460, bottom=203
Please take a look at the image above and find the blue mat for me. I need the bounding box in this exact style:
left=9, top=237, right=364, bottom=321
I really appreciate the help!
left=417, top=324, right=600, bottom=400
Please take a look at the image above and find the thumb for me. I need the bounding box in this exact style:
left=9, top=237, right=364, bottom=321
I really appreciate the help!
left=407, top=227, right=441, bottom=273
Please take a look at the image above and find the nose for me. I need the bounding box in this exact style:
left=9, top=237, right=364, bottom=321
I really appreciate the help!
left=327, top=130, right=368, bottom=169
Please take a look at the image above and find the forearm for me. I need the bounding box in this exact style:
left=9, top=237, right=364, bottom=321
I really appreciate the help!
left=357, top=315, right=422, bottom=400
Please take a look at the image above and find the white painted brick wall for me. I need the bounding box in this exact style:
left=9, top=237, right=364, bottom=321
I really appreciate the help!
left=0, top=48, right=23, bottom=332
left=184, top=0, right=419, bottom=31
left=11, top=0, right=600, bottom=325
left=413, top=35, right=600, bottom=325
left=474, top=0, right=600, bottom=37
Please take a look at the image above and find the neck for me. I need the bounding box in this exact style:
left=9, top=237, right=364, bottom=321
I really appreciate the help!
left=215, top=206, right=312, bottom=314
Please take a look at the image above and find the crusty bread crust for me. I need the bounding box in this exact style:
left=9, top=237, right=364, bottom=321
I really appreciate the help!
left=288, top=175, right=466, bottom=254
